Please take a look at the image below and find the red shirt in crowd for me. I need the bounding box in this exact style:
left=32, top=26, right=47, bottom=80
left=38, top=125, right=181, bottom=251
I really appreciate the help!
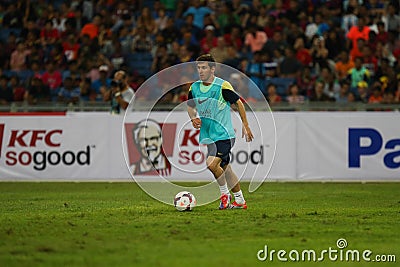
left=41, top=71, right=62, bottom=90
left=62, top=42, right=80, bottom=61
left=40, top=28, right=59, bottom=41
left=296, top=48, right=312, bottom=66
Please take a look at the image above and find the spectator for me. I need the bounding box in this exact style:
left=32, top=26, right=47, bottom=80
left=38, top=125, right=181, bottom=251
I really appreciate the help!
left=375, top=41, right=397, bottom=66
left=294, top=36, right=312, bottom=67
left=244, top=25, right=268, bottom=53
left=286, top=83, right=305, bottom=104
left=80, top=14, right=101, bottom=39
left=180, top=14, right=202, bottom=43
left=382, top=91, right=395, bottom=104
left=285, top=0, right=301, bottom=24
left=41, top=61, right=63, bottom=99
left=172, top=76, right=192, bottom=104
left=223, top=25, right=243, bottom=51
left=111, top=12, right=135, bottom=34
left=263, top=52, right=278, bottom=78
left=58, top=77, right=80, bottom=104
left=118, top=25, right=134, bottom=55
left=200, top=25, right=218, bottom=54
left=336, top=81, right=351, bottom=103
left=155, top=7, right=169, bottom=32
left=109, top=41, right=125, bottom=70
left=361, top=46, right=378, bottom=77
left=279, top=46, right=302, bottom=78
left=335, top=51, right=355, bottom=81
left=305, top=13, right=330, bottom=41
left=26, top=44, right=44, bottom=68
left=263, top=31, right=287, bottom=58
left=310, top=35, right=331, bottom=74
left=217, top=2, right=240, bottom=34
left=2, top=3, right=23, bottom=29
left=245, top=51, right=266, bottom=98
left=366, top=0, right=385, bottom=18
left=297, top=66, right=316, bottom=97
left=375, top=21, right=389, bottom=44
left=25, top=30, right=40, bottom=51
left=9, top=75, right=25, bottom=102
left=79, top=78, right=96, bottom=102
left=368, top=86, right=383, bottom=103
left=52, top=10, right=67, bottom=33
left=131, top=26, right=153, bottom=53
left=382, top=4, right=400, bottom=37
left=62, top=34, right=80, bottom=62
left=40, top=20, right=60, bottom=47
left=348, top=57, right=370, bottom=90
left=177, top=45, right=195, bottom=63
left=179, top=30, right=198, bottom=48
left=62, top=60, right=81, bottom=82
left=0, top=75, right=13, bottom=104
left=266, top=83, right=282, bottom=105
left=92, top=65, right=112, bottom=101
left=27, top=61, right=43, bottom=83
left=5, top=32, right=17, bottom=60
left=136, top=7, right=157, bottom=35
left=375, top=59, right=396, bottom=92
left=10, top=41, right=31, bottom=72
left=310, top=80, right=335, bottom=102
left=228, top=73, right=249, bottom=101
left=50, top=44, right=68, bottom=70
left=161, top=17, right=181, bottom=45
left=347, top=91, right=357, bottom=104
left=21, top=19, right=41, bottom=42
left=222, top=45, right=242, bottom=69
left=24, top=77, right=51, bottom=105
left=355, top=80, right=369, bottom=102
left=210, top=37, right=228, bottom=63
left=183, top=1, right=213, bottom=30
left=263, top=15, right=277, bottom=39
left=346, top=17, right=370, bottom=60
left=341, top=6, right=358, bottom=35
left=325, top=28, right=346, bottom=60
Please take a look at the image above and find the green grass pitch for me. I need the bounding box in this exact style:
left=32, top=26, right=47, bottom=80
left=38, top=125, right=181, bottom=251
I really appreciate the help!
left=0, top=182, right=399, bottom=267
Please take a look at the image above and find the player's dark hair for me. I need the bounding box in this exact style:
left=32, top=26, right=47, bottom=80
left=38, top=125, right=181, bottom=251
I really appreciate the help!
left=196, top=54, right=216, bottom=68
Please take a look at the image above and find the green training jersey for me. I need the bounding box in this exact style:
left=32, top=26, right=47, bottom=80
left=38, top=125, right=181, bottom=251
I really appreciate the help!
left=189, top=77, right=236, bottom=144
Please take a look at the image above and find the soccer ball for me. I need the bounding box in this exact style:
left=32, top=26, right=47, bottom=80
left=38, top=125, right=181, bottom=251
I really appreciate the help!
left=174, top=191, right=196, bottom=211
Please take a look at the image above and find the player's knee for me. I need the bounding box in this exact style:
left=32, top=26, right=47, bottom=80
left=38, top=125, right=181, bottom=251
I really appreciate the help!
left=206, top=157, right=219, bottom=173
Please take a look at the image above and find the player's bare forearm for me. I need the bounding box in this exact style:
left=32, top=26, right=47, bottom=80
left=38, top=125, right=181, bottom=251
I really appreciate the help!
left=187, top=106, right=197, bottom=120
left=235, top=99, right=254, bottom=142
left=236, top=99, right=249, bottom=126
left=187, top=106, right=201, bottom=129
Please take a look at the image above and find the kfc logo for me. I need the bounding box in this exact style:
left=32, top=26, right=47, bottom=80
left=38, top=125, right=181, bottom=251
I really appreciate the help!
left=0, top=124, right=91, bottom=170
left=125, top=119, right=176, bottom=176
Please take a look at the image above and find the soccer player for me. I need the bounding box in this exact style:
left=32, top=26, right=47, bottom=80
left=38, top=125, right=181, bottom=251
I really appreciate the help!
left=187, top=54, right=254, bottom=209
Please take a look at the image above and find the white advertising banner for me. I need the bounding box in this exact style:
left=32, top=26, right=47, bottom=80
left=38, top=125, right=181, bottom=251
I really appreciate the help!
left=0, top=112, right=399, bottom=181
left=122, top=111, right=277, bottom=182
left=297, top=113, right=400, bottom=180
left=0, top=115, right=129, bottom=180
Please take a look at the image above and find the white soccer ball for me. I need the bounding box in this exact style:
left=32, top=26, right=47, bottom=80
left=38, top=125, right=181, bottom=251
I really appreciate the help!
left=174, top=191, right=196, bottom=211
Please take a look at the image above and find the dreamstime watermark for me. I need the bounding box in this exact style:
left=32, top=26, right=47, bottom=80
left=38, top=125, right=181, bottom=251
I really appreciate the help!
left=257, top=238, right=396, bottom=263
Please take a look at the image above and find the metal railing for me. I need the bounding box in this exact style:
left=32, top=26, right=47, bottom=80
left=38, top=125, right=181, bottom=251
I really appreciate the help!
left=0, top=101, right=399, bottom=113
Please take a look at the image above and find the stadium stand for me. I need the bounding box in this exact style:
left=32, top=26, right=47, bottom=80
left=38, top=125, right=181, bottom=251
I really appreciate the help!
left=0, top=0, right=399, bottom=111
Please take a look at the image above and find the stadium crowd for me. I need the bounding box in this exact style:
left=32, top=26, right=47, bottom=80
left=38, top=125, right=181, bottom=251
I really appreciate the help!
left=1, top=0, right=400, bottom=107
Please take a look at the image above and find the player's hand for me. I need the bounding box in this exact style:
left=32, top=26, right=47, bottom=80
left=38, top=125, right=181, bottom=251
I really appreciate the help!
left=191, top=118, right=202, bottom=129
left=242, top=124, right=254, bottom=142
